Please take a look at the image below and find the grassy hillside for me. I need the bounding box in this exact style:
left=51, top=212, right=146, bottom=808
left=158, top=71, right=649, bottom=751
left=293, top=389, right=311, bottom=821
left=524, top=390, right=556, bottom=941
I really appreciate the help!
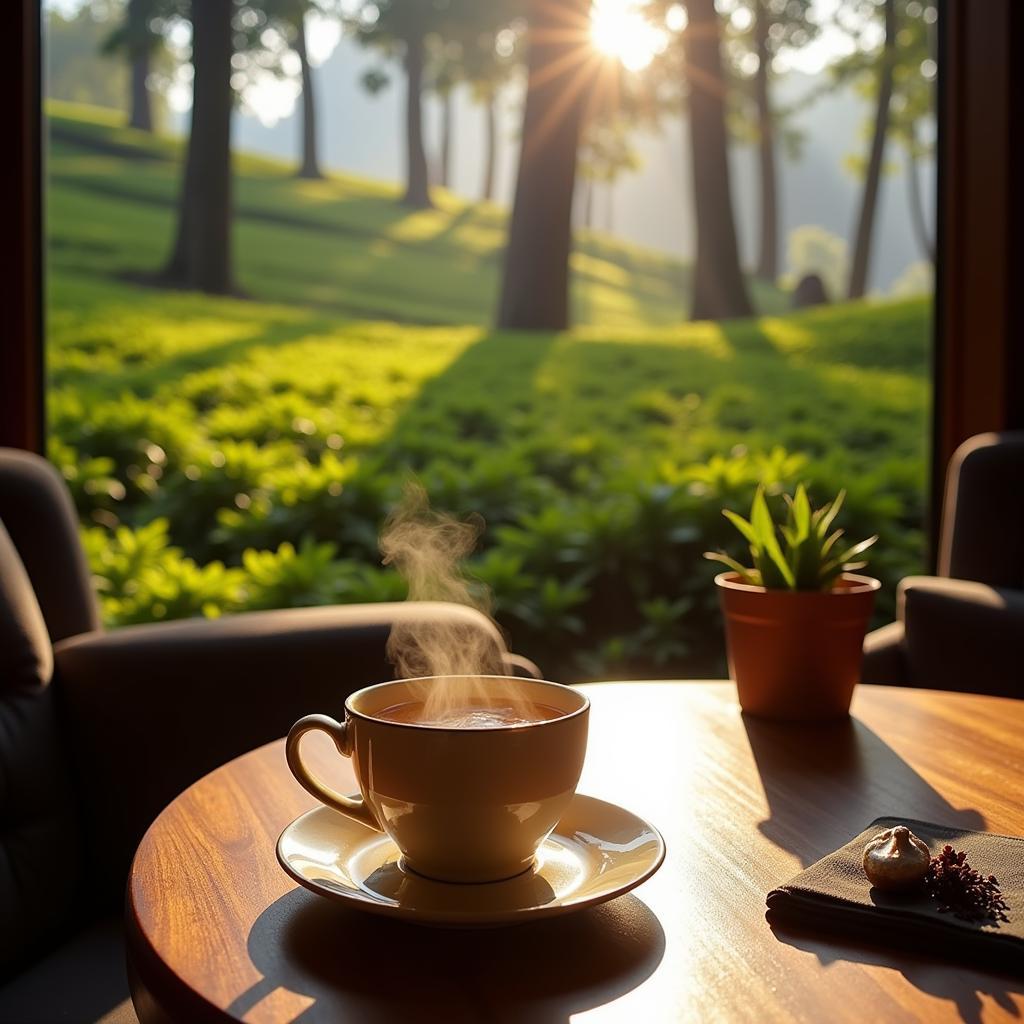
left=46, top=103, right=931, bottom=680
left=47, top=101, right=789, bottom=327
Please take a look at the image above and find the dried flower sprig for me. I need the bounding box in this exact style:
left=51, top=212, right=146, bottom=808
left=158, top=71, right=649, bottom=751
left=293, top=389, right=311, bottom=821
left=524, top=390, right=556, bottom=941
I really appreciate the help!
left=924, top=845, right=1009, bottom=924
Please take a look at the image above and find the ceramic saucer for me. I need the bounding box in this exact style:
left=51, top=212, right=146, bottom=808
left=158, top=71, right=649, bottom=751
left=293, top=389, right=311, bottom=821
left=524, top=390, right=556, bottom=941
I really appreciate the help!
left=276, top=793, right=665, bottom=927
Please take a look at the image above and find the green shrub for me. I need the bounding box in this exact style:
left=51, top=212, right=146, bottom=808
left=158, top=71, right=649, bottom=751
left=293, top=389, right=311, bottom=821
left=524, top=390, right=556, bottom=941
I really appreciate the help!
left=52, top=261, right=929, bottom=680
left=81, top=519, right=246, bottom=625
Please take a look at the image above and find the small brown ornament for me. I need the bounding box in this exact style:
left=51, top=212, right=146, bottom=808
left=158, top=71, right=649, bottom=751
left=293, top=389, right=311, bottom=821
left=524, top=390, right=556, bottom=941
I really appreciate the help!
left=863, top=825, right=931, bottom=891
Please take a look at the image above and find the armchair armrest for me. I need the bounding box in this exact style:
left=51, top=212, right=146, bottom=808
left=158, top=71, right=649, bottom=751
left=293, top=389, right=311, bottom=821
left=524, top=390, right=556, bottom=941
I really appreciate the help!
left=53, top=601, right=518, bottom=898
left=897, top=576, right=1024, bottom=699
left=861, top=621, right=909, bottom=686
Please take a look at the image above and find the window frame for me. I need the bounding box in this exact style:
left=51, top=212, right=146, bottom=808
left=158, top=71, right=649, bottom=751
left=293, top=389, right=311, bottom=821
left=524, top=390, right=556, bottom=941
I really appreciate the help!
left=932, top=0, right=1024, bottom=556
left=2, top=0, right=44, bottom=455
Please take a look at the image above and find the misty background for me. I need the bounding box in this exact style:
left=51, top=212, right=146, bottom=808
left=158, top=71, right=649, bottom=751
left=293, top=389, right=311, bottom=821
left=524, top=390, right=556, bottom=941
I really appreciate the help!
left=47, top=4, right=935, bottom=294
left=221, top=37, right=934, bottom=293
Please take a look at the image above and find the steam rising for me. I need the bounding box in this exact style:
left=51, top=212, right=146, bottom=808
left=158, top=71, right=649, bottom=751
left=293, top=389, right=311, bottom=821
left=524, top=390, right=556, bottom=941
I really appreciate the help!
left=381, top=484, right=514, bottom=722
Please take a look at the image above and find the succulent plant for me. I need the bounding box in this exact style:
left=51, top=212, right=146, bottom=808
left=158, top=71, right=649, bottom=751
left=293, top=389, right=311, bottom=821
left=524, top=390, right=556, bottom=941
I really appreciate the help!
left=705, top=484, right=877, bottom=591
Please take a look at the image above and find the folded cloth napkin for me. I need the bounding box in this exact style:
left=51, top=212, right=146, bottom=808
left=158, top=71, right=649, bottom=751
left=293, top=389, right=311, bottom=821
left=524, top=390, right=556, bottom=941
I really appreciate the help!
left=766, top=816, right=1024, bottom=975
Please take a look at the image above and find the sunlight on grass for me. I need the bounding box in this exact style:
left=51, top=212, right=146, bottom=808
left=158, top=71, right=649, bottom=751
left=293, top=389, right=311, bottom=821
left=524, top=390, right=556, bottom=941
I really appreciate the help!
left=571, top=320, right=734, bottom=357
left=46, top=100, right=788, bottom=330
left=385, top=210, right=462, bottom=244
left=44, top=102, right=933, bottom=680
left=449, top=220, right=506, bottom=253
left=571, top=251, right=634, bottom=288
left=759, top=317, right=818, bottom=356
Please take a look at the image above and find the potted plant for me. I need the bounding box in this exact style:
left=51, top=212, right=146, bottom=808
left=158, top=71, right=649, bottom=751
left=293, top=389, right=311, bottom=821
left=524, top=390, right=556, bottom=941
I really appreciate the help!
left=705, top=485, right=879, bottom=721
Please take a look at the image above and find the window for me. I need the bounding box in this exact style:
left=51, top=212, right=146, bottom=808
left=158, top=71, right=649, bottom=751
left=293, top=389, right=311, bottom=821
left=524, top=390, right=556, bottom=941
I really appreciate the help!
left=44, top=0, right=937, bottom=680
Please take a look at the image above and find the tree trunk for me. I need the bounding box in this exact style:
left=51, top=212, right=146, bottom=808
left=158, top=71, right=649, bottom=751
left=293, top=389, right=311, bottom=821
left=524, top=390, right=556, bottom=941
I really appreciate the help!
left=497, top=0, right=593, bottom=330
left=685, top=0, right=753, bottom=321
left=127, top=0, right=152, bottom=132
left=583, top=178, right=593, bottom=230
left=439, top=89, right=452, bottom=189
left=753, top=0, right=777, bottom=282
left=160, top=0, right=234, bottom=294
left=481, top=91, right=497, bottom=201
left=905, top=123, right=934, bottom=262
left=848, top=0, right=895, bottom=299
left=402, top=30, right=432, bottom=208
left=605, top=182, right=614, bottom=233
left=295, top=14, right=322, bottom=179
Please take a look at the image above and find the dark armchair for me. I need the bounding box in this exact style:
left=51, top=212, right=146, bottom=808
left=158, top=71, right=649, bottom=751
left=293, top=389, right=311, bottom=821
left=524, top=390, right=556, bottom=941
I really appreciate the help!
left=862, top=432, right=1024, bottom=698
left=0, top=448, right=538, bottom=1023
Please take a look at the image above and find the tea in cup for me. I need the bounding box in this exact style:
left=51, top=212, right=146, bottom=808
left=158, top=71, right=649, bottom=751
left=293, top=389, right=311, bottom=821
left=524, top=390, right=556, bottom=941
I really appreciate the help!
left=286, top=675, right=589, bottom=883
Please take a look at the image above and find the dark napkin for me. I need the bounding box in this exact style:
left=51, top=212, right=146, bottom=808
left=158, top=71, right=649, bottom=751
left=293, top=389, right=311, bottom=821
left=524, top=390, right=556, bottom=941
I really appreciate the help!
left=766, top=816, right=1024, bottom=975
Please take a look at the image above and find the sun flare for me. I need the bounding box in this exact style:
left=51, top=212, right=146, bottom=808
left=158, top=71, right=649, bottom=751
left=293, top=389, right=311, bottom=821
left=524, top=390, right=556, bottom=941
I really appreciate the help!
left=590, top=0, right=668, bottom=72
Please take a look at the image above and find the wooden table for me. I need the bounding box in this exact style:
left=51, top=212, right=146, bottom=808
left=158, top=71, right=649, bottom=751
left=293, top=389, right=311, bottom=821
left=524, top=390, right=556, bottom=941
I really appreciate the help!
left=126, top=682, right=1024, bottom=1023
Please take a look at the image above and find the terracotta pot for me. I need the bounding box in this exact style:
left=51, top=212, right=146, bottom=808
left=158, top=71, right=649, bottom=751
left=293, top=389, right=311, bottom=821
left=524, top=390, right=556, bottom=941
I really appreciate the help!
left=716, top=571, right=880, bottom=721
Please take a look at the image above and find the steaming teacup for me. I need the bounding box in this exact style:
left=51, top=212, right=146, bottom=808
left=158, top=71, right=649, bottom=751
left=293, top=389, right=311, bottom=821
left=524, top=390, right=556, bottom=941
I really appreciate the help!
left=286, top=675, right=589, bottom=883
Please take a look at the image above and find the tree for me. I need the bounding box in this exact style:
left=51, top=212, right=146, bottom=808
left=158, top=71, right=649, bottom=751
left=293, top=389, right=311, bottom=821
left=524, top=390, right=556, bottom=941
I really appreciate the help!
left=102, top=0, right=181, bottom=132
left=401, top=23, right=431, bottom=207
left=480, top=86, right=499, bottom=201
left=293, top=7, right=323, bottom=178
left=125, top=0, right=153, bottom=130
left=900, top=119, right=933, bottom=262
left=750, top=2, right=774, bottom=280
left=431, top=48, right=459, bottom=188
left=576, top=110, right=641, bottom=233
left=232, top=1, right=340, bottom=181
left=354, top=1, right=443, bottom=208
left=160, top=0, right=235, bottom=294
left=888, top=5, right=937, bottom=262
left=846, top=0, right=895, bottom=299
left=497, top=0, right=596, bottom=330
left=725, top=0, right=817, bottom=283
left=829, top=0, right=937, bottom=291
left=459, top=17, right=524, bottom=203
left=684, top=0, right=753, bottom=320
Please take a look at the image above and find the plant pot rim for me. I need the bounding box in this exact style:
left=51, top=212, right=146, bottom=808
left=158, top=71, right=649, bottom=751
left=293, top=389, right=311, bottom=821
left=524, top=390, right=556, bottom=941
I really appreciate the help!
left=713, top=571, right=881, bottom=596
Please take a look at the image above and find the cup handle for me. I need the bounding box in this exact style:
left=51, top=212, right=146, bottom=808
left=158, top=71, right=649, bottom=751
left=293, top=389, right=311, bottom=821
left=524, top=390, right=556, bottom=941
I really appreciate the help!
left=285, top=714, right=382, bottom=831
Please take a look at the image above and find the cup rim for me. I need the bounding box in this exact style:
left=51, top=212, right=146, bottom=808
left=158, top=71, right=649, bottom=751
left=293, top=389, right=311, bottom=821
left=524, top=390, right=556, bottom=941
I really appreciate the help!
left=345, top=675, right=590, bottom=732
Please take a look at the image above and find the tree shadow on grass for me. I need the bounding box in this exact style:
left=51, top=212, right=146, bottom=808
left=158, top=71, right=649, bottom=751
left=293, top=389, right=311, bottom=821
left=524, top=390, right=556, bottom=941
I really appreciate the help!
left=408, top=202, right=479, bottom=248
left=381, top=329, right=560, bottom=456
left=53, top=170, right=418, bottom=248
left=716, top=316, right=787, bottom=358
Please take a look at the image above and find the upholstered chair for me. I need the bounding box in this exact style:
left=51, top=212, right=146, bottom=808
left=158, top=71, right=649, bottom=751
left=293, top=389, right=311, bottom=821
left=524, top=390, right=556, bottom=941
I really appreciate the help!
left=862, top=432, right=1024, bottom=698
left=0, top=447, right=538, bottom=1022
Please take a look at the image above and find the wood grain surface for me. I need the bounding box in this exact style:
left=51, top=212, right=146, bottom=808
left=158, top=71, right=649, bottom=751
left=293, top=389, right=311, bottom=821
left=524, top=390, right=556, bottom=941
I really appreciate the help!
left=126, top=682, right=1024, bottom=1023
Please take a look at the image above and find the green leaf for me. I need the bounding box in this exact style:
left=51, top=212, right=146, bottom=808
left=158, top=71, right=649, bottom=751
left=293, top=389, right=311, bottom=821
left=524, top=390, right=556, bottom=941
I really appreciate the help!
left=792, top=483, right=812, bottom=538
left=749, top=486, right=775, bottom=546
left=815, top=489, right=845, bottom=540
left=833, top=534, right=878, bottom=566
left=704, top=551, right=759, bottom=585
left=751, top=488, right=795, bottom=588
left=722, top=509, right=759, bottom=546
left=821, top=528, right=844, bottom=558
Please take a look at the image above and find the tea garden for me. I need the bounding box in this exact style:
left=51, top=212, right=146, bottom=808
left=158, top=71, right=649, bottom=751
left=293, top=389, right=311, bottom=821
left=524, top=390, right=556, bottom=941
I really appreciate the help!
left=47, top=104, right=930, bottom=680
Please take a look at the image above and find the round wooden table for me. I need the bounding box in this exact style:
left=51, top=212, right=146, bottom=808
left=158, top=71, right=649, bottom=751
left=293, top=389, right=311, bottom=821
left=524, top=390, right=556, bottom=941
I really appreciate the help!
left=127, top=682, right=1024, bottom=1023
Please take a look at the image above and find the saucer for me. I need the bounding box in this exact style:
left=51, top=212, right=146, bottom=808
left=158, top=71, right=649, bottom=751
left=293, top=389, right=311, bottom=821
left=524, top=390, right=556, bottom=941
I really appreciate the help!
left=276, top=793, right=665, bottom=927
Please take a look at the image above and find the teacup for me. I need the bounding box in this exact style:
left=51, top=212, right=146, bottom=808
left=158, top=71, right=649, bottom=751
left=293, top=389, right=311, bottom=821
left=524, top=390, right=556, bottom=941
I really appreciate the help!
left=286, top=675, right=590, bottom=883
